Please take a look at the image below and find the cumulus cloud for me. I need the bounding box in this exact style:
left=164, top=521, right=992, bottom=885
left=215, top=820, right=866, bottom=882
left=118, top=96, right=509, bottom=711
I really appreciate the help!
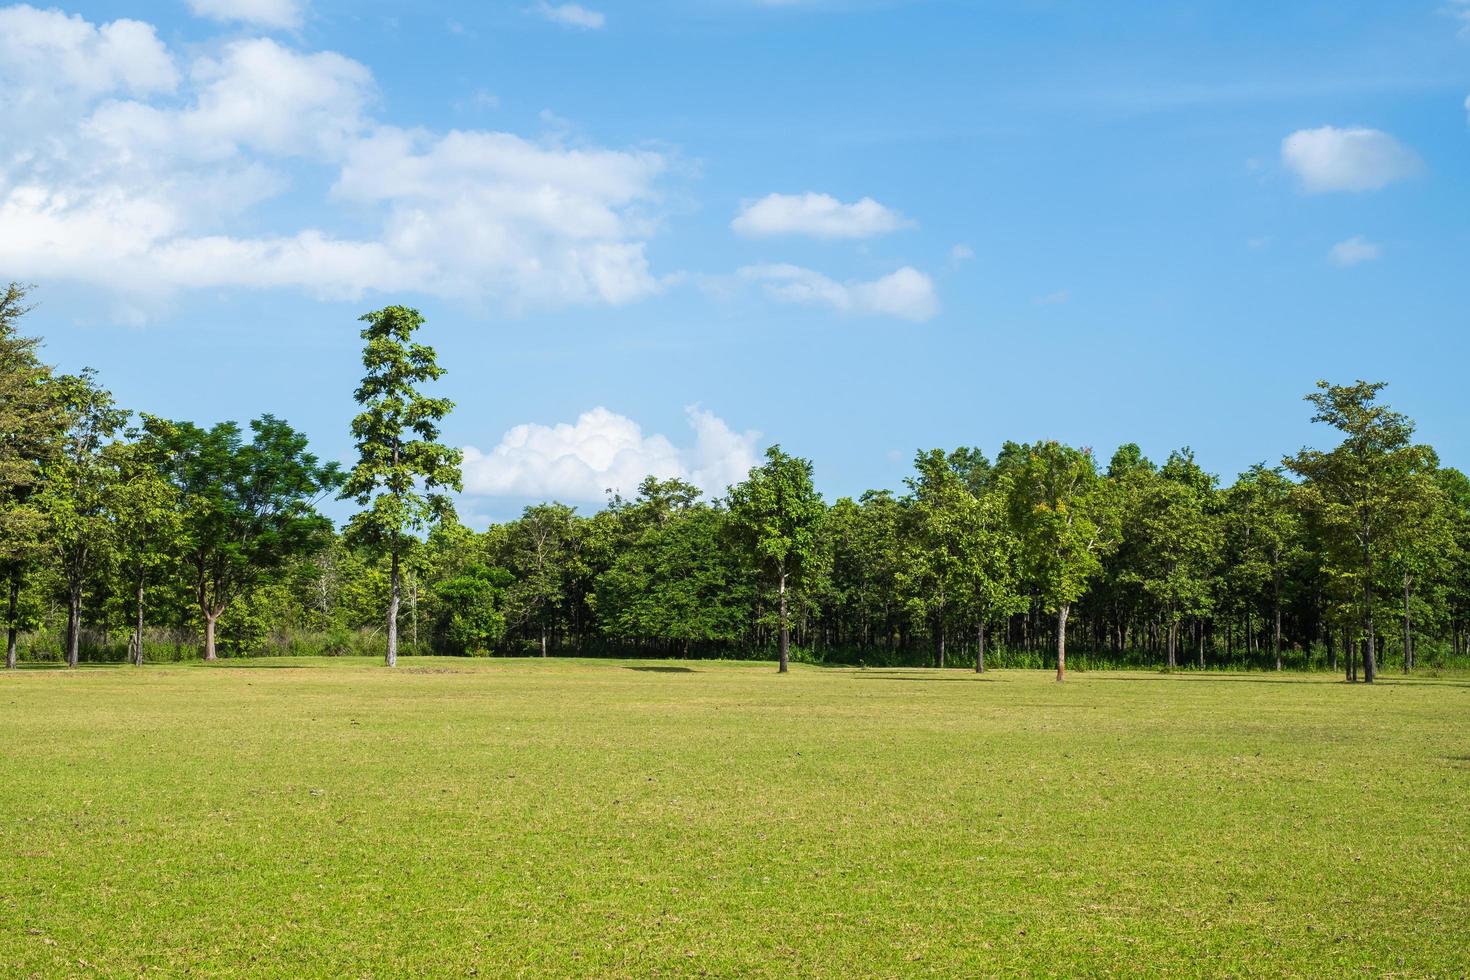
left=187, top=0, right=304, bottom=30
left=739, top=263, right=938, bottom=322
left=1329, top=235, right=1381, bottom=267
left=530, top=2, right=605, bottom=29
left=462, top=406, right=760, bottom=501
left=732, top=192, right=910, bottom=239
left=0, top=6, right=668, bottom=308
left=0, top=5, right=176, bottom=102
left=1280, top=126, right=1422, bottom=193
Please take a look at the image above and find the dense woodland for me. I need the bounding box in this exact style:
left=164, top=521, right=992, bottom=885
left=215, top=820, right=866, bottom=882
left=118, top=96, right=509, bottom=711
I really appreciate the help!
left=3, top=283, right=1468, bottom=682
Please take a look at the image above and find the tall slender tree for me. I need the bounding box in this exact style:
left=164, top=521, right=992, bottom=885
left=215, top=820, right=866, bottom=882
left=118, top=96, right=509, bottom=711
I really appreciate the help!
left=727, top=445, right=825, bottom=673
left=340, top=306, right=462, bottom=668
left=1006, top=442, right=1120, bottom=682
left=1286, top=381, right=1434, bottom=683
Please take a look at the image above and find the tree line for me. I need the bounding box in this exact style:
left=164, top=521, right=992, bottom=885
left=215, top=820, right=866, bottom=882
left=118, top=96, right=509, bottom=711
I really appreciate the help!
left=4, top=284, right=1468, bottom=682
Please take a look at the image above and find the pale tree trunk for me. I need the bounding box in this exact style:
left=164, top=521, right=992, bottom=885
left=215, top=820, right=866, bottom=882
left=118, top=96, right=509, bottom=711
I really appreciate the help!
left=410, top=573, right=418, bottom=653
left=203, top=608, right=221, bottom=662
left=1273, top=571, right=1283, bottom=671
left=777, top=563, right=789, bottom=674
left=975, top=620, right=986, bottom=674
left=5, top=573, right=19, bottom=670
left=386, top=549, right=400, bottom=668
left=65, top=580, right=82, bottom=668
left=1361, top=539, right=1376, bottom=683
left=131, top=569, right=146, bottom=667
left=1402, top=574, right=1412, bottom=673
left=540, top=628, right=548, bottom=658
left=1055, top=603, right=1069, bottom=683
left=1196, top=620, right=1204, bottom=669
left=936, top=612, right=945, bottom=669
left=1166, top=619, right=1177, bottom=669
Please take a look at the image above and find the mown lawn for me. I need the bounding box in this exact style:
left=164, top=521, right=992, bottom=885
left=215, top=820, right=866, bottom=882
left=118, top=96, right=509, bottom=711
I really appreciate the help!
left=2, top=658, right=1467, bottom=977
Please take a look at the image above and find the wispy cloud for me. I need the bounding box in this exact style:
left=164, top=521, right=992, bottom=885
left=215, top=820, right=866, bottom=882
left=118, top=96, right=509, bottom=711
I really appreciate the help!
left=1329, top=235, right=1381, bottom=267
left=529, top=2, right=605, bottom=29
left=739, top=263, right=938, bottom=322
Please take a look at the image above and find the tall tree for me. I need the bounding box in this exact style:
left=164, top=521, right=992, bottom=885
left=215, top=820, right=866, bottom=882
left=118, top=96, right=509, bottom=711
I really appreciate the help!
left=150, top=415, right=340, bottom=661
left=727, top=445, right=825, bottom=673
left=1132, top=450, right=1222, bottom=669
left=1006, top=442, right=1119, bottom=682
left=500, top=502, right=579, bottom=657
left=1285, top=381, right=1434, bottom=683
left=340, top=306, right=462, bottom=668
left=960, top=479, right=1022, bottom=674
left=39, top=370, right=127, bottom=667
left=0, top=284, right=64, bottom=669
left=104, top=435, right=183, bottom=666
left=1226, top=464, right=1302, bottom=671
left=899, top=449, right=973, bottom=668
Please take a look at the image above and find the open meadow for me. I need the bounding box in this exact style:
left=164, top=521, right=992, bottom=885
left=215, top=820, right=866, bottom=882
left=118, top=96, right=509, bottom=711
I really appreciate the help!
left=2, top=659, right=1468, bottom=976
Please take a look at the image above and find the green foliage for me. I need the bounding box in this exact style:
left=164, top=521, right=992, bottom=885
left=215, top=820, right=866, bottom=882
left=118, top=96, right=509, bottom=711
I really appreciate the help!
left=145, top=413, right=341, bottom=658
left=433, top=564, right=512, bottom=654
left=726, top=445, right=825, bottom=671
left=340, top=305, right=462, bottom=549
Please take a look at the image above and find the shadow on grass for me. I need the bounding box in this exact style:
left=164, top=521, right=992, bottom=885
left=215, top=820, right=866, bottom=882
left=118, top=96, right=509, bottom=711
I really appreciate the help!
left=849, top=673, right=992, bottom=682
left=623, top=665, right=697, bottom=673
left=1085, top=673, right=1470, bottom=689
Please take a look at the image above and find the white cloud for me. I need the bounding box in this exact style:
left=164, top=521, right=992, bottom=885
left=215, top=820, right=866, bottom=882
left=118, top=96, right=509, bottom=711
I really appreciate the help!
left=187, top=0, right=304, bottom=30
left=462, top=406, right=759, bottom=501
left=1037, top=288, right=1070, bottom=305
left=732, top=192, right=910, bottom=239
left=0, top=5, right=176, bottom=101
left=1281, top=126, right=1422, bottom=193
left=740, top=263, right=938, bottom=322
left=530, top=2, right=605, bottom=29
left=1329, top=235, right=1381, bottom=267
left=949, top=243, right=974, bottom=261
left=0, top=7, right=670, bottom=308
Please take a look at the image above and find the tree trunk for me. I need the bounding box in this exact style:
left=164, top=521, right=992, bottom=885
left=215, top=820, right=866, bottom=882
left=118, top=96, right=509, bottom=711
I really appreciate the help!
left=540, top=628, right=548, bottom=658
left=386, top=549, right=400, bottom=668
left=1361, top=540, right=1376, bottom=683
left=132, top=568, right=146, bottom=667
left=777, top=565, right=789, bottom=674
left=5, top=573, right=19, bottom=670
left=1196, top=620, right=1205, bottom=669
left=65, top=580, right=82, bottom=668
left=1166, top=619, right=1177, bottom=669
left=203, top=609, right=220, bottom=662
left=1055, top=603, right=1069, bottom=683
left=1273, top=579, right=1283, bottom=672
left=936, top=617, right=945, bottom=669
left=1402, top=574, right=1412, bottom=673
left=975, top=620, right=986, bottom=674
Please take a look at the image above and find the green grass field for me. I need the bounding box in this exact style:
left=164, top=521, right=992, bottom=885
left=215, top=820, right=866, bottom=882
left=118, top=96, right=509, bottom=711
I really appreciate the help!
left=3, top=659, right=1468, bottom=977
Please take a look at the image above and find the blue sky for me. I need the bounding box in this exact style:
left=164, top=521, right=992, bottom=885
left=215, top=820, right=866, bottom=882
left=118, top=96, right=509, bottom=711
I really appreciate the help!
left=3, top=0, right=1468, bottom=523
